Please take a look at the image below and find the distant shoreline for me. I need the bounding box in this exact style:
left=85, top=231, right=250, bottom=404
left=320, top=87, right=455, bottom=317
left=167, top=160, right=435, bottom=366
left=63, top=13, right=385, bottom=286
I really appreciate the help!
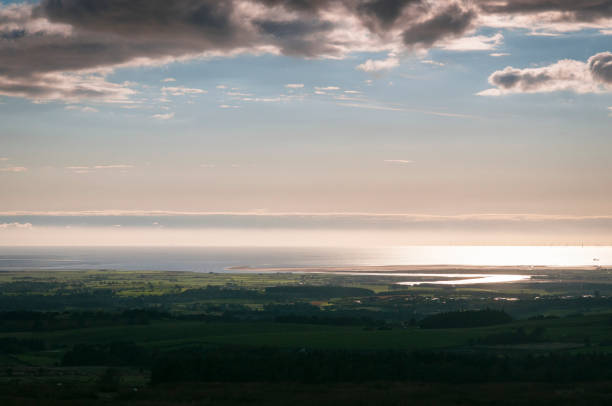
left=226, top=264, right=605, bottom=275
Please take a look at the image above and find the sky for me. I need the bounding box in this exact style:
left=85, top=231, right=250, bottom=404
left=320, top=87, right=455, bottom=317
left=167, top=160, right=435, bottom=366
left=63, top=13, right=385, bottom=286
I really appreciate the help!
left=1, top=0, right=611, bottom=246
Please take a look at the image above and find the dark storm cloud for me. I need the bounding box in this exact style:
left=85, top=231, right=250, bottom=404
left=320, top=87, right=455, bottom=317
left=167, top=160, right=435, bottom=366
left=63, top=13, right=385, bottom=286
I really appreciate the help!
left=0, top=0, right=479, bottom=102
left=255, top=18, right=336, bottom=56
left=0, top=2, right=254, bottom=80
left=477, top=0, right=612, bottom=22
left=37, top=0, right=236, bottom=39
left=588, top=52, right=612, bottom=84
left=254, top=0, right=430, bottom=33
left=402, top=4, right=475, bottom=46
left=1, top=0, right=340, bottom=81
left=356, top=0, right=424, bottom=32
left=255, top=0, right=334, bottom=13
left=0, top=29, right=26, bottom=39
left=1, top=0, right=609, bottom=102
left=0, top=1, right=259, bottom=100
left=359, top=0, right=415, bottom=25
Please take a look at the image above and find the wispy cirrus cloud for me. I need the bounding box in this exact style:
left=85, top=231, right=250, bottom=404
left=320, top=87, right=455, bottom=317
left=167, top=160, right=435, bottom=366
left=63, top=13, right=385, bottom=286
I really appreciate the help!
left=162, top=86, right=207, bottom=96
left=0, top=166, right=27, bottom=173
left=439, top=32, right=503, bottom=51
left=421, top=59, right=445, bottom=67
left=65, top=164, right=134, bottom=174
left=152, top=112, right=175, bottom=120
left=1, top=211, right=612, bottom=243
left=4, top=210, right=612, bottom=221
left=384, top=159, right=414, bottom=164
left=0, top=71, right=136, bottom=103
left=0, top=222, right=32, bottom=229
left=337, top=101, right=478, bottom=119
left=65, top=105, right=99, bottom=113
left=93, top=165, right=134, bottom=170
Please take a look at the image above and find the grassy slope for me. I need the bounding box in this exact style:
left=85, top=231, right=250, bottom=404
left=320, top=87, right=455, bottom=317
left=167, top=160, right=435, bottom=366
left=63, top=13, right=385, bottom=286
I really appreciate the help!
left=2, top=313, right=610, bottom=355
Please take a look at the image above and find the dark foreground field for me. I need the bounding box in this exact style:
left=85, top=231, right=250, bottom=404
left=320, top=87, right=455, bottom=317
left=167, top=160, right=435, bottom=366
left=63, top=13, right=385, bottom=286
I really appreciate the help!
left=1, top=268, right=611, bottom=404
left=2, top=381, right=612, bottom=406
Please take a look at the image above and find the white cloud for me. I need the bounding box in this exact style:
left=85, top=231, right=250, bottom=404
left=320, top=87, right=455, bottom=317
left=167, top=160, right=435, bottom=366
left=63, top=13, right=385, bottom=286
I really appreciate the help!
left=284, top=84, right=304, bottom=89
left=333, top=94, right=366, bottom=102
left=384, top=159, right=414, bottom=164
left=421, top=59, right=445, bottom=67
left=338, top=102, right=477, bottom=119
left=226, top=91, right=252, bottom=97
left=0, top=222, right=32, bottom=229
left=66, top=164, right=133, bottom=173
left=162, top=78, right=176, bottom=82
left=161, top=86, right=206, bottom=96
left=490, top=53, right=510, bottom=57
left=440, top=33, right=503, bottom=51
left=216, top=85, right=227, bottom=89
left=152, top=112, right=175, bottom=120
left=219, top=104, right=240, bottom=109
left=476, top=88, right=504, bottom=96
left=479, top=52, right=612, bottom=96
left=0, top=72, right=135, bottom=103
left=65, top=105, right=99, bottom=113
left=93, top=165, right=133, bottom=169
left=0, top=166, right=27, bottom=172
left=242, top=97, right=282, bottom=103
left=315, top=86, right=340, bottom=91
left=356, top=56, right=399, bottom=73
left=527, top=31, right=562, bottom=37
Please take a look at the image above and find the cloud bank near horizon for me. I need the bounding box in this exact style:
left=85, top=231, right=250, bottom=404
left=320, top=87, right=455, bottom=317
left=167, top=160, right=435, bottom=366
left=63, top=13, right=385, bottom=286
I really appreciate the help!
left=1, top=211, right=612, bottom=246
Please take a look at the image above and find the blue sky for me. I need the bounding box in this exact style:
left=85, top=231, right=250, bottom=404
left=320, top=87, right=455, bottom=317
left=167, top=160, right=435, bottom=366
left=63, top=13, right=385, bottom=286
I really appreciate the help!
left=1, top=0, right=611, bottom=245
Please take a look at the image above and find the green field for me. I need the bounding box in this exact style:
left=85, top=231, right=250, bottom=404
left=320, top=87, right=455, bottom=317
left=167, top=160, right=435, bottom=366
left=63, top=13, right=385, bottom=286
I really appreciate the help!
left=1, top=269, right=612, bottom=405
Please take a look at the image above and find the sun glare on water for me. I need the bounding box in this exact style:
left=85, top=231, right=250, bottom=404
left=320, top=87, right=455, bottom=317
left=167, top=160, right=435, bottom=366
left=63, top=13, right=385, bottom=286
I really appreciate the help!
left=383, top=246, right=611, bottom=267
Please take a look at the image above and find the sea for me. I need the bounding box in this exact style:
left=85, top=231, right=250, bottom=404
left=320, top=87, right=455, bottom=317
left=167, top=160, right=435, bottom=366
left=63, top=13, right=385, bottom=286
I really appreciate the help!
left=0, top=246, right=611, bottom=272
